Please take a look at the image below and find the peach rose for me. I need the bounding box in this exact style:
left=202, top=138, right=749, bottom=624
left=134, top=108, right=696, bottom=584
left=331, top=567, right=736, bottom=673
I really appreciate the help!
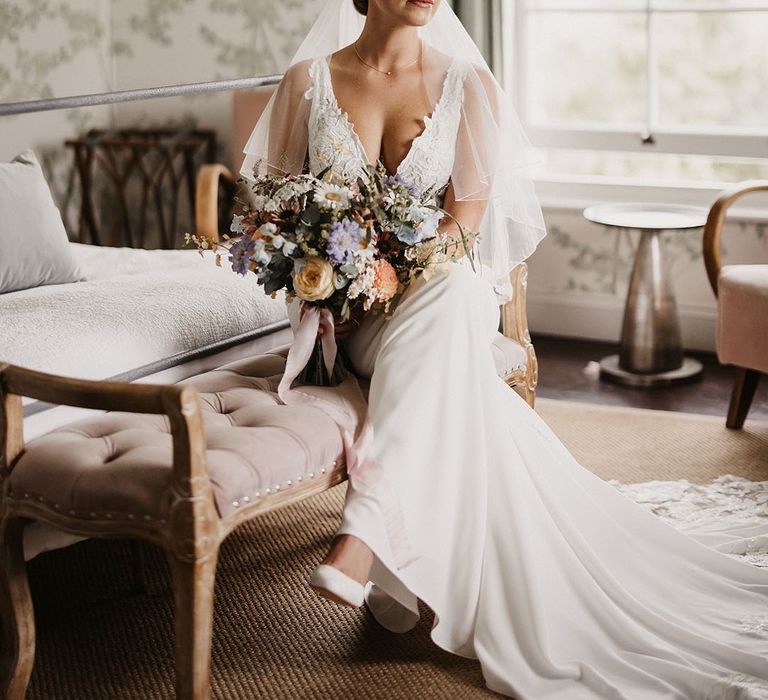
left=373, top=259, right=399, bottom=302
left=293, top=257, right=336, bottom=302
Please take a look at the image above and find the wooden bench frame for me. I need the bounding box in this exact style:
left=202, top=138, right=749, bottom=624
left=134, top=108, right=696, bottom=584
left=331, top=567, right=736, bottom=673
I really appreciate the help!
left=0, top=365, right=348, bottom=699
left=0, top=165, right=539, bottom=700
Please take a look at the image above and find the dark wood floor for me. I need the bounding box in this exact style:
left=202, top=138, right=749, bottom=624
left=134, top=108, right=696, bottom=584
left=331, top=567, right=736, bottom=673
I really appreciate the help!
left=532, top=334, right=768, bottom=423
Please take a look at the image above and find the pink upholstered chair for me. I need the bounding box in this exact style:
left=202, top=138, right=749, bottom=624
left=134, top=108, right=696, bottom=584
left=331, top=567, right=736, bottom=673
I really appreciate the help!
left=703, top=181, right=768, bottom=429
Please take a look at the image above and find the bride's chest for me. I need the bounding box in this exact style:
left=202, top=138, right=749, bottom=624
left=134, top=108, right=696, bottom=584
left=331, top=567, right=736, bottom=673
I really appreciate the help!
left=304, top=56, right=466, bottom=197
left=331, top=86, right=429, bottom=171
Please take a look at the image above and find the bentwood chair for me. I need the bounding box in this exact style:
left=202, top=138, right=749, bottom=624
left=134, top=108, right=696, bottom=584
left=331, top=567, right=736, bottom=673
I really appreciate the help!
left=702, top=180, right=768, bottom=428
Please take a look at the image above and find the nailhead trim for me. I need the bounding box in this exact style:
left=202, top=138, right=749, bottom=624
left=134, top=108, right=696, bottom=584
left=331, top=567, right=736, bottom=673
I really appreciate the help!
left=14, top=459, right=346, bottom=517
left=8, top=488, right=165, bottom=524
left=229, top=461, right=345, bottom=509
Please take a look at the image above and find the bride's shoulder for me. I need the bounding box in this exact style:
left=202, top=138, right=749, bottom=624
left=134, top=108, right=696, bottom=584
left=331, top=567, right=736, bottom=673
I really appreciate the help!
left=278, top=56, right=333, bottom=101
left=280, top=58, right=316, bottom=91
left=454, top=58, right=497, bottom=102
left=425, top=46, right=492, bottom=87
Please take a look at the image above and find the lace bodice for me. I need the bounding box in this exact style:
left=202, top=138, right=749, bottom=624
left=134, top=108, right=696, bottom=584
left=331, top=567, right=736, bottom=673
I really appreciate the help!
left=304, top=54, right=468, bottom=199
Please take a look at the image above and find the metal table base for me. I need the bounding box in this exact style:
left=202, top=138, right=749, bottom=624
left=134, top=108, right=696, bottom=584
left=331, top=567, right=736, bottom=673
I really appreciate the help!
left=599, top=355, right=703, bottom=387
left=582, top=203, right=709, bottom=389
left=600, top=228, right=703, bottom=387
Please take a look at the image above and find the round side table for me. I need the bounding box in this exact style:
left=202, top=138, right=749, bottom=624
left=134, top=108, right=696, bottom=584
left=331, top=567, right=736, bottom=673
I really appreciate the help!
left=582, top=203, right=708, bottom=387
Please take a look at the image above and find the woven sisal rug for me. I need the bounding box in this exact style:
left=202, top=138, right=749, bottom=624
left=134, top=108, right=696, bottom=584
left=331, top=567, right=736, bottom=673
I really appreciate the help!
left=24, top=399, right=768, bottom=699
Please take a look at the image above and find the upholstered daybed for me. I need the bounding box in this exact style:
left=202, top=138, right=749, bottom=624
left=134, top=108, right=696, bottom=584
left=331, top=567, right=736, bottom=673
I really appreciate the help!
left=3, top=241, right=292, bottom=440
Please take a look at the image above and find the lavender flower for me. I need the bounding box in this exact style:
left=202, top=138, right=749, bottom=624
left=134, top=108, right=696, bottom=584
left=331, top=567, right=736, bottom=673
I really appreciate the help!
left=384, top=173, right=418, bottom=197
left=228, top=236, right=256, bottom=275
left=326, top=219, right=364, bottom=264
left=228, top=236, right=270, bottom=276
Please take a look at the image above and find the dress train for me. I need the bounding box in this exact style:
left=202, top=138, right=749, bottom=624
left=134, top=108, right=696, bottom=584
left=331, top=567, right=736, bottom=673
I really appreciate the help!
left=317, top=260, right=768, bottom=700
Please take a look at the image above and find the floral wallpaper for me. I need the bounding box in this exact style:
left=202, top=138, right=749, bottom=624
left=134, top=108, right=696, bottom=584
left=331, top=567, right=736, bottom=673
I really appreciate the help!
left=0, top=0, right=113, bottom=228
left=0, top=0, right=765, bottom=348
left=0, top=0, right=317, bottom=236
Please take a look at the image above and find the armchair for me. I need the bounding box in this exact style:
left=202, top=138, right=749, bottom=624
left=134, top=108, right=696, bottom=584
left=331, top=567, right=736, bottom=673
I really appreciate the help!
left=702, top=180, right=768, bottom=428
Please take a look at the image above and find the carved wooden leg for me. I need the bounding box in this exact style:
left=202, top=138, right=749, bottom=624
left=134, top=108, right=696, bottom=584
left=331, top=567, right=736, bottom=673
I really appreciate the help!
left=726, top=368, right=761, bottom=430
left=0, top=517, right=35, bottom=700
left=167, top=549, right=219, bottom=700
left=511, top=383, right=536, bottom=409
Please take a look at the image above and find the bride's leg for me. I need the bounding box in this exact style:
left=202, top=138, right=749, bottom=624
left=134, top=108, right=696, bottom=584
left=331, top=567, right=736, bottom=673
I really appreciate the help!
left=289, top=293, right=389, bottom=591
left=314, top=262, right=499, bottom=606
left=315, top=310, right=388, bottom=586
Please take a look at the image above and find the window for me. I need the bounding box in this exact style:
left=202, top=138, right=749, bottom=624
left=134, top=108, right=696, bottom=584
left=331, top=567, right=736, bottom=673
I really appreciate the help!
left=502, top=1, right=768, bottom=200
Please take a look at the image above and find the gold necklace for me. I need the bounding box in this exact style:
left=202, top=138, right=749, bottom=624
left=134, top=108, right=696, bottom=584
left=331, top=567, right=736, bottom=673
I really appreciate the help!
left=352, top=41, right=421, bottom=76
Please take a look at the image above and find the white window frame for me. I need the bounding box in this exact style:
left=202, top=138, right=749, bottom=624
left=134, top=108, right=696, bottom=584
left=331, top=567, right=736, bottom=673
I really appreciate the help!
left=500, top=1, right=768, bottom=218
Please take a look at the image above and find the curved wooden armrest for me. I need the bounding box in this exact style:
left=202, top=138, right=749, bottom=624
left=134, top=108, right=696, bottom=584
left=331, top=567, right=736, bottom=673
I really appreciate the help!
left=702, top=180, right=768, bottom=297
left=502, top=263, right=531, bottom=347
left=0, top=364, right=207, bottom=497
left=195, top=164, right=235, bottom=244
left=501, top=263, right=538, bottom=401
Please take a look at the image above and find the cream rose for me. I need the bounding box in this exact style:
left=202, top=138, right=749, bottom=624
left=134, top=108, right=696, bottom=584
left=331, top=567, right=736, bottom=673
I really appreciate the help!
left=293, top=257, right=336, bottom=302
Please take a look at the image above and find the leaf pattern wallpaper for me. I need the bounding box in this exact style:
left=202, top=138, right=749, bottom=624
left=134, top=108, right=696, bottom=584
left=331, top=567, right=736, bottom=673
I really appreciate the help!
left=0, top=0, right=765, bottom=348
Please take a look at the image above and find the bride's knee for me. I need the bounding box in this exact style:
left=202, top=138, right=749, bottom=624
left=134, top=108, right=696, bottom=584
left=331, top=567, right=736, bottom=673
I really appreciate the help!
left=426, top=263, right=500, bottom=331
left=430, top=263, right=492, bottom=304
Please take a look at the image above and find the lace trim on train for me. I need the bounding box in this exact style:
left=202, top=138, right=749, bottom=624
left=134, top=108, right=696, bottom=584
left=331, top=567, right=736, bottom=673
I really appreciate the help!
left=517, top=415, right=768, bottom=691
left=608, top=475, right=768, bottom=570
left=704, top=674, right=768, bottom=700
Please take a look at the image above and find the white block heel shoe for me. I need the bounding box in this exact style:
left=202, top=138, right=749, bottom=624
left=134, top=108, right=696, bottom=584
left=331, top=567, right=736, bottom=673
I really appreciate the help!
left=364, top=582, right=420, bottom=633
left=309, top=564, right=365, bottom=608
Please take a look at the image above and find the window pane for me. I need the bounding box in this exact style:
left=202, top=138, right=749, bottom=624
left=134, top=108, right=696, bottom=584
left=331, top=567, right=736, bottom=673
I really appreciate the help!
left=537, top=148, right=768, bottom=182
left=656, top=11, right=768, bottom=128
left=526, top=12, right=646, bottom=125
left=652, top=0, right=768, bottom=8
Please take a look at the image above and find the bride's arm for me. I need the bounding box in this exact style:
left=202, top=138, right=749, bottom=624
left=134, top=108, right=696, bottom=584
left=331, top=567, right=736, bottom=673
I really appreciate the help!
left=438, top=181, right=486, bottom=258
left=439, top=63, right=499, bottom=259
left=266, top=60, right=313, bottom=176
left=240, top=59, right=312, bottom=183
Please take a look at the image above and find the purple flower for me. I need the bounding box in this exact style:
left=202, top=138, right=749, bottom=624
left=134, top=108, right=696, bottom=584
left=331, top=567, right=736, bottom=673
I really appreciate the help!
left=384, top=173, right=418, bottom=197
left=326, top=219, right=364, bottom=264
left=228, top=236, right=255, bottom=275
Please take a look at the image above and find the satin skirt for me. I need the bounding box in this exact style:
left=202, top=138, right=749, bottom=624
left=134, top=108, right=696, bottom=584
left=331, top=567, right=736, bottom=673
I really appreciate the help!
left=292, top=261, right=768, bottom=699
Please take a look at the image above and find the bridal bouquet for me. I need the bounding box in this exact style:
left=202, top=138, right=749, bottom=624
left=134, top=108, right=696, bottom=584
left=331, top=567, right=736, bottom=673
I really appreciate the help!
left=186, top=162, right=474, bottom=385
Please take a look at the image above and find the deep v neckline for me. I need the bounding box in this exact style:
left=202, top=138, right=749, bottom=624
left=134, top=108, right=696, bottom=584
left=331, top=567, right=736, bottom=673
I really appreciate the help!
left=323, top=53, right=457, bottom=178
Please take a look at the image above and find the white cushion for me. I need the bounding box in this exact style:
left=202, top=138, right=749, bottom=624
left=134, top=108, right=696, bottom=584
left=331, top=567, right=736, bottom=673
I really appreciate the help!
left=0, top=150, right=83, bottom=294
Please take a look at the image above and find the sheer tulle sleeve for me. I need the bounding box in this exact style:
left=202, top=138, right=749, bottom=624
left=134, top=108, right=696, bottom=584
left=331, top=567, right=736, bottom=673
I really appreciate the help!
left=239, top=59, right=314, bottom=182
left=451, top=61, right=547, bottom=298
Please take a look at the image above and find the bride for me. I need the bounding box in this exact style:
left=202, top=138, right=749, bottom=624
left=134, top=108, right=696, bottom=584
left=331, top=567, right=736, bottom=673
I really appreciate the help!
left=241, top=1, right=768, bottom=697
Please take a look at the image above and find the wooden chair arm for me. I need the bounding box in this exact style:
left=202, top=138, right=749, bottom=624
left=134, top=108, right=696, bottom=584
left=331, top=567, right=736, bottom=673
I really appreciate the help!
left=501, top=263, right=538, bottom=400
left=195, top=164, right=235, bottom=244
left=502, top=263, right=531, bottom=347
left=703, top=180, right=768, bottom=297
left=0, top=364, right=208, bottom=499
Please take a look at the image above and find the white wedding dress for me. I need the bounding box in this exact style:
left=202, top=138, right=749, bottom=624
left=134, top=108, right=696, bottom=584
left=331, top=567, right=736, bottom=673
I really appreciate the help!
left=292, top=53, right=768, bottom=699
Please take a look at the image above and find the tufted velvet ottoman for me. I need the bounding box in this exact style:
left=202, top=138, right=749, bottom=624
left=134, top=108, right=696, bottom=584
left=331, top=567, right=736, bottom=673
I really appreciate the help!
left=0, top=319, right=533, bottom=700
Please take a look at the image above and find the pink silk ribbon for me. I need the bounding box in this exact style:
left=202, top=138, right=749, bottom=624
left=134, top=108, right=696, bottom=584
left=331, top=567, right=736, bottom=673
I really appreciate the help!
left=277, top=306, right=418, bottom=570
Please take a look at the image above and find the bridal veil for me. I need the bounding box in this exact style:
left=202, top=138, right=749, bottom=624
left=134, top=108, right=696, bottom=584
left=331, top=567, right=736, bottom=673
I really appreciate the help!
left=240, top=0, right=547, bottom=299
